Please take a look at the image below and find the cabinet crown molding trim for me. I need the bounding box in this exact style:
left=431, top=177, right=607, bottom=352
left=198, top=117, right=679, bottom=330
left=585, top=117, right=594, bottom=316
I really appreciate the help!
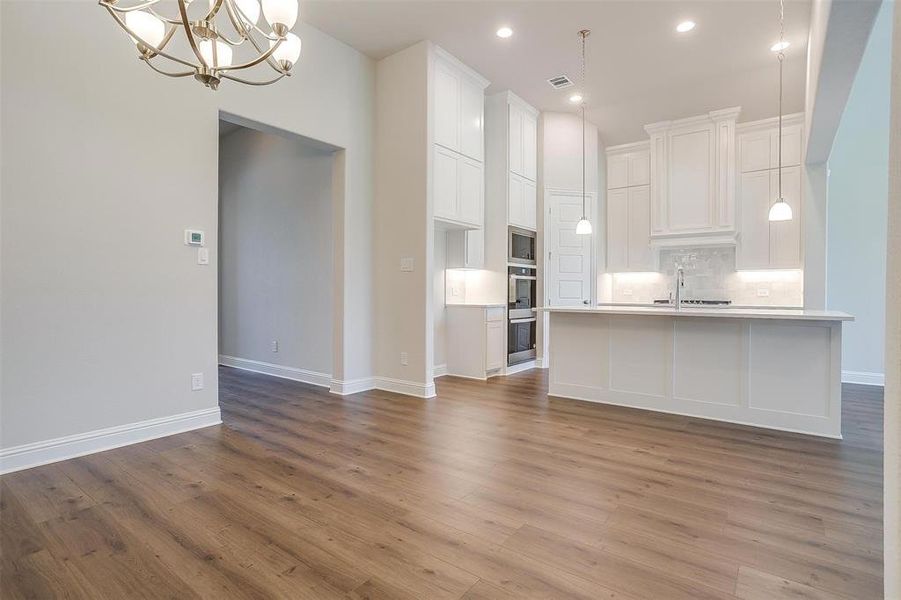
left=499, top=90, right=539, bottom=117
left=606, top=140, right=650, bottom=154
left=644, top=106, right=742, bottom=134
left=736, top=112, right=805, bottom=134
left=433, top=44, right=490, bottom=89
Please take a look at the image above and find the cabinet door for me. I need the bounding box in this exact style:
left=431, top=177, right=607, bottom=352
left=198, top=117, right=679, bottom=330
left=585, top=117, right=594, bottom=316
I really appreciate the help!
left=446, top=229, right=484, bottom=269
left=485, top=320, right=504, bottom=371
left=460, top=78, right=483, bottom=161
left=522, top=180, right=537, bottom=230
left=508, top=173, right=525, bottom=227
left=434, top=147, right=459, bottom=221
left=607, top=154, right=629, bottom=189
left=628, top=151, right=650, bottom=186
left=628, top=186, right=652, bottom=271
left=606, top=188, right=629, bottom=272
left=522, top=113, right=538, bottom=181
left=775, top=124, right=802, bottom=168
left=770, top=166, right=801, bottom=268
left=739, top=130, right=772, bottom=172
left=508, top=105, right=524, bottom=176
left=737, top=170, right=771, bottom=270
left=434, top=63, right=460, bottom=152
left=458, top=157, right=483, bottom=227
left=669, top=126, right=715, bottom=231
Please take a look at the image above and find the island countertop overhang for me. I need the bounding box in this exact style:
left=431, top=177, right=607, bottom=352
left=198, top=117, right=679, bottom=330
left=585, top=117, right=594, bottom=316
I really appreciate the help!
left=537, top=305, right=854, bottom=322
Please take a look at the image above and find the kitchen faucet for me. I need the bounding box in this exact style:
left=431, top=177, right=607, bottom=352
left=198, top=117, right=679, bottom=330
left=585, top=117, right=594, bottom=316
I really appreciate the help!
left=674, top=265, right=685, bottom=310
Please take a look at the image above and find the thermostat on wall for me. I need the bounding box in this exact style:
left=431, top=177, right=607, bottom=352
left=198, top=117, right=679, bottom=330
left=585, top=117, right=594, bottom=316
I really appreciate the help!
left=184, top=229, right=205, bottom=246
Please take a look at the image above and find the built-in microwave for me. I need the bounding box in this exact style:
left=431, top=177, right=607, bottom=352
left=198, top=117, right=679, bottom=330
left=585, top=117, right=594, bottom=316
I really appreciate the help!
left=508, top=226, right=536, bottom=266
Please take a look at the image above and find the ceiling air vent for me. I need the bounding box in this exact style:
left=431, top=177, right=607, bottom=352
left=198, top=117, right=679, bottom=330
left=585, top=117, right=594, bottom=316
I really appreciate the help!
left=547, top=75, right=574, bottom=90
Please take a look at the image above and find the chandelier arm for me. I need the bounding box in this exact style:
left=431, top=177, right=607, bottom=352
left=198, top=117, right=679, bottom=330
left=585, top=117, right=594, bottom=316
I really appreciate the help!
left=221, top=0, right=253, bottom=41
left=204, top=0, right=226, bottom=23
left=145, top=23, right=179, bottom=59
left=220, top=72, right=289, bottom=86
left=177, top=0, right=209, bottom=67
left=140, top=57, right=195, bottom=78
left=219, top=39, right=286, bottom=73
left=241, top=29, right=287, bottom=73
left=104, top=4, right=201, bottom=69
left=147, top=7, right=186, bottom=25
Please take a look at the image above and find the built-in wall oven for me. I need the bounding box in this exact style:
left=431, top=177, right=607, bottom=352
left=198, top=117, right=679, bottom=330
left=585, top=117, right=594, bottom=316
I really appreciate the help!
left=508, top=227, right=536, bottom=266
left=508, top=265, right=537, bottom=365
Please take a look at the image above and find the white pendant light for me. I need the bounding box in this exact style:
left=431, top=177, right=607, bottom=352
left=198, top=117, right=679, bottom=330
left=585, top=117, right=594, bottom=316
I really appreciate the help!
left=576, top=29, right=592, bottom=235
left=769, top=0, right=793, bottom=222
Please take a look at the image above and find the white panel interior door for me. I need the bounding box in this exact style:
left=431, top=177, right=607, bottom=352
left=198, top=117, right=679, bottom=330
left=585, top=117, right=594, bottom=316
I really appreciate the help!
left=548, top=191, right=592, bottom=306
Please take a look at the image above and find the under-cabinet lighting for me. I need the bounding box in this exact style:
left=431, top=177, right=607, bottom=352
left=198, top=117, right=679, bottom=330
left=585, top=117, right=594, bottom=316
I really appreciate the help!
left=611, top=272, right=663, bottom=283
left=733, top=269, right=802, bottom=282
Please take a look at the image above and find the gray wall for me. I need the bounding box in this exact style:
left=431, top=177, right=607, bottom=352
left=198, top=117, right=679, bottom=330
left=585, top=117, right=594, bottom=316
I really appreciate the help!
left=827, top=1, right=892, bottom=382
left=219, top=127, right=334, bottom=376
left=0, top=1, right=374, bottom=450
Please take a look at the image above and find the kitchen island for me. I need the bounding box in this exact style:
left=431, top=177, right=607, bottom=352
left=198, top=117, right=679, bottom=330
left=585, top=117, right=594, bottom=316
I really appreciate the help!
left=540, top=305, right=853, bottom=438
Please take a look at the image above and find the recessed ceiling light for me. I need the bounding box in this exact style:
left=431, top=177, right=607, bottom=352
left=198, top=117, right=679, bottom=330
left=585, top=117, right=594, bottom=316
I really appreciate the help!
left=496, top=26, right=513, bottom=39
left=770, top=40, right=790, bottom=52
left=569, top=93, right=583, bottom=103
left=676, top=21, right=696, bottom=33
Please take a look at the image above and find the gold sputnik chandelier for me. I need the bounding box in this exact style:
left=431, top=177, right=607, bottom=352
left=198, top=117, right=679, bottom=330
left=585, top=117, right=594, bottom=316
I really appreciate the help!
left=99, top=0, right=302, bottom=89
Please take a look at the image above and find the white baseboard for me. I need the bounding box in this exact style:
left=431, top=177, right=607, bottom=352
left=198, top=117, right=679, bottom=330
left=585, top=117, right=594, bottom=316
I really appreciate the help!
left=0, top=407, right=222, bottom=475
left=219, top=355, right=330, bottom=388
left=373, top=377, right=437, bottom=399
left=432, top=363, right=448, bottom=378
left=330, top=377, right=375, bottom=395
left=842, top=370, right=885, bottom=386
left=505, top=360, right=537, bottom=375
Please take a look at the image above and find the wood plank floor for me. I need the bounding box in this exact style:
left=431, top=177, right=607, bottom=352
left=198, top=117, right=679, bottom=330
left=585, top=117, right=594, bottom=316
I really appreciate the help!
left=1, top=367, right=884, bottom=599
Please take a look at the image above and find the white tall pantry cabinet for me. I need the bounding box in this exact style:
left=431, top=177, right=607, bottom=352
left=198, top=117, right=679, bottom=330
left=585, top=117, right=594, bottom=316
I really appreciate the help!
left=486, top=92, right=539, bottom=232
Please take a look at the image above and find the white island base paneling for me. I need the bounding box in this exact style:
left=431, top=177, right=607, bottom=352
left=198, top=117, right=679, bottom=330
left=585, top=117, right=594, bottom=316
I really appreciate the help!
left=547, top=311, right=843, bottom=438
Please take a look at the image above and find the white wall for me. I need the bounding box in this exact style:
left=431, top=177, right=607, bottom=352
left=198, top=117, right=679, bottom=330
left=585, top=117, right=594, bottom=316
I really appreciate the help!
left=0, top=2, right=374, bottom=454
left=433, top=232, right=447, bottom=371
left=827, top=1, right=892, bottom=384
left=373, top=42, right=432, bottom=393
left=219, top=127, right=334, bottom=377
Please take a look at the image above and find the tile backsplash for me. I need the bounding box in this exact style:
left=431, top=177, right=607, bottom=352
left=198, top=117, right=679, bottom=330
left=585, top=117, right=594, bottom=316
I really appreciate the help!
left=609, top=247, right=803, bottom=307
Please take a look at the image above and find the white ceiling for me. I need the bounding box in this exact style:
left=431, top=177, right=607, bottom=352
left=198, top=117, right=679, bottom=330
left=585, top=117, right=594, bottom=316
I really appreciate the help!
left=303, top=0, right=811, bottom=145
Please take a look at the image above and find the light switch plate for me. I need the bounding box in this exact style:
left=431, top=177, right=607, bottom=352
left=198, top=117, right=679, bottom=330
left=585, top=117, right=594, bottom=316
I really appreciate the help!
left=757, top=288, right=770, bottom=297
left=197, top=248, right=210, bottom=265
left=400, top=257, right=414, bottom=272
left=191, top=373, right=204, bottom=391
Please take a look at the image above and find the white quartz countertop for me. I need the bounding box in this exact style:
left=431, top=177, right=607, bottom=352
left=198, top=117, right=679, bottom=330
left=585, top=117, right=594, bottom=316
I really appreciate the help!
left=538, top=305, right=854, bottom=321
left=446, top=303, right=506, bottom=308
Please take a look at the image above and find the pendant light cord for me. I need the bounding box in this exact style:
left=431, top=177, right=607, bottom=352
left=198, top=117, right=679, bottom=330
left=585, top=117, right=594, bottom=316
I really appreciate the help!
left=580, top=30, right=587, bottom=220
left=777, top=0, right=784, bottom=201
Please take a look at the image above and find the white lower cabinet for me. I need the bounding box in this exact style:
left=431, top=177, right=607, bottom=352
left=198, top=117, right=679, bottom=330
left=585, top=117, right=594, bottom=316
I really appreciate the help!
left=508, top=173, right=536, bottom=231
left=446, top=305, right=506, bottom=379
left=737, top=166, right=801, bottom=269
left=433, top=145, right=484, bottom=228
left=606, top=185, right=652, bottom=272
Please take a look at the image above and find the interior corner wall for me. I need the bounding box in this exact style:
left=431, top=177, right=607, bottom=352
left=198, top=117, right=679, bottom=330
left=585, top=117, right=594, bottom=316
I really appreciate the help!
left=373, top=42, right=431, bottom=388
left=218, top=127, right=334, bottom=377
left=0, top=1, right=374, bottom=454
left=826, top=0, right=892, bottom=382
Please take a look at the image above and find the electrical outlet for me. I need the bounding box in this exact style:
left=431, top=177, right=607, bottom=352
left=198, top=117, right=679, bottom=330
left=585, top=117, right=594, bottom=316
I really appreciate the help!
left=451, top=285, right=461, bottom=297
left=757, top=288, right=770, bottom=297
left=400, top=352, right=409, bottom=366
left=400, top=257, right=414, bottom=272
left=623, top=288, right=633, bottom=296
left=271, top=340, right=279, bottom=353
left=191, top=373, right=204, bottom=391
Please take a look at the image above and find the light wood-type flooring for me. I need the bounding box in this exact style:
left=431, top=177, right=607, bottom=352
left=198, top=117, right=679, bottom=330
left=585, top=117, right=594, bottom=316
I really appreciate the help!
left=0, top=367, right=884, bottom=599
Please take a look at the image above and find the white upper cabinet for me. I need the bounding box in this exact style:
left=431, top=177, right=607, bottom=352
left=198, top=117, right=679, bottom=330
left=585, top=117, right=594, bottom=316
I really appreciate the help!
left=508, top=102, right=538, bottom=182
left=446, top=228, right=484, bottom=269
left=645, top=107, right=739, bottom=243
left=431, top=48, right=489, bottom=228
left=737, top=166, right=802, bottom=270
left=434, top=145, right=484, bottom=228
left=607, top=148, right=649, bottom=189
left=606, top=185, right=652, bottom=272
left=738, top=115, right=803, bottom=173
left=508, top=172, right=536, bottom=231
